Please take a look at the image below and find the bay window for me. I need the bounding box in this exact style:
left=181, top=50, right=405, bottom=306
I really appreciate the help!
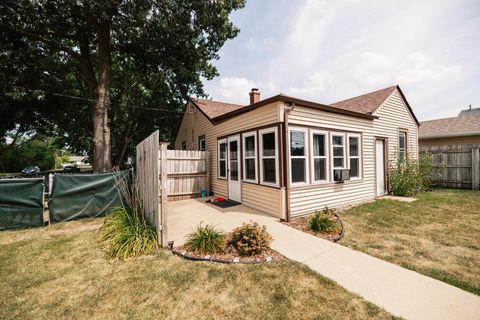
left=289, top=129, right=308, bottom=184
left=259, top=127, right=278, bottom=186
left=243, top=132, right=257, bottom=182
left=218, top=139, right=227, bottom=179
left=348, top=134, right=361, bottom=178
left=311, top=131, right=328, bottom=182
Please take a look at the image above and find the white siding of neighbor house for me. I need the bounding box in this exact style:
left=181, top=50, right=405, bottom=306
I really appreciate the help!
left=174, top=89, right=418, bottom=219
left=288, top=88, right=418, bottom=217
left=175, top=100, right=286, bottom=219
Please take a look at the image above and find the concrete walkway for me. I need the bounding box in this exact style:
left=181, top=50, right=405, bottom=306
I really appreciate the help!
left=167, top=199, right=480, bottom=320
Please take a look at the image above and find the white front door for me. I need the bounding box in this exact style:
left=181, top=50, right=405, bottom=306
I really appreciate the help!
left=227, top=135, right=241, bottom=202
left=375, top=139, right=387, bottom=196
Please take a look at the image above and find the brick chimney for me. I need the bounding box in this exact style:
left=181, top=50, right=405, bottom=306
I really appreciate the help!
left=249, top=88, right=260, bottom=104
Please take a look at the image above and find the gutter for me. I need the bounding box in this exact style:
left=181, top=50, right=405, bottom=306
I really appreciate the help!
left=283, top=102, right=295, bottom=222
left=419, top=132, right=480, bottom=140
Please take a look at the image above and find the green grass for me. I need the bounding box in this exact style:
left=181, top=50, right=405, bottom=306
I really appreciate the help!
left=339, top=188, right=480, bottom=295
left=0, top=219, right=396, bottom=320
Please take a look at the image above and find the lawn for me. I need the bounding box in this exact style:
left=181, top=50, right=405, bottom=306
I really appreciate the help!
left=339, top=188, right=480, bottom=295
left=0, top=219, right=395, bottom=320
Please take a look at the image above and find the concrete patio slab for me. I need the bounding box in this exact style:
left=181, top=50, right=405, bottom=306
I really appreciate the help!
left=167, top=199, right=480, bottom=320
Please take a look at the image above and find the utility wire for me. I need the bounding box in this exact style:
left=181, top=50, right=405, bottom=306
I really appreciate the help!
left=9, top=85, right=183, bottom=113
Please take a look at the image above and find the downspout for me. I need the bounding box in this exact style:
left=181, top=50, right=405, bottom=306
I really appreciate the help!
left=283, top=102, right=295, bottom=222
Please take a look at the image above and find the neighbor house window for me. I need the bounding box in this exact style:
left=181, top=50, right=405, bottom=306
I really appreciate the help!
left=218, top=139, right=227, bottom=179
left=311, top=130, right=328, bottom=182
left=243, top=132, right=257, bottom=183
left=289, top=129, right=308, bottom=184
left=348, top=134, right=361, bottom=179
left=399, top=131, right=407, bottom=163
left=332, top=133, right=345, bottom=169
left=198, top=135, right=205, bottom=151
left=259, top=127, right=278, bottom=186
left=181, top=141, right=186, bottom=150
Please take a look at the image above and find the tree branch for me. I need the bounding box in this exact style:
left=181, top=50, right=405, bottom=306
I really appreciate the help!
left=0, top=23, right=80, bottom=60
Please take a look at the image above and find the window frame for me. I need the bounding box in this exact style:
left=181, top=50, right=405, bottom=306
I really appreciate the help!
left=310, top=129, right=329, bottom=183
left=331, top=132, right=346, bottom=170
left=259, top=127, right=279, bottom=187
left=217, top=138, right=227, bottom=179
left=288, top=127, right=309, bottom=186
left=181, top=141, right=186, bottom=150
left=347, top=133, right=362, bottom=180
left=398, top=130, right=407, bottom=163
left=198, top=135, right=205, bottom=151
left=242, top=131, right=258, bottom=183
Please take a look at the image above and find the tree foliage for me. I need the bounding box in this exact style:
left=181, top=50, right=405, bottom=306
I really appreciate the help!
left=0, top=0, right=245, bottom=170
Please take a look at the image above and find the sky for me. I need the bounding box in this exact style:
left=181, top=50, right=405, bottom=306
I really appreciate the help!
left=201, top=0, right=480, bottom=121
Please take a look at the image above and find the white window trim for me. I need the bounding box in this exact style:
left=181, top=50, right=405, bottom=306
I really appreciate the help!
left=399, top=131, right=407, bottom=161
left=347, top=133, right=362, bottom=180
left=242, top=131, right=258, bottom=183
left=331, top=132, right=346, bottom=169
left=259, top=127, right=279, bottom=187
left=288, top=127, right=309, bottom=186
left=310, top=129, right=329, bottom=183
left=217, top=138, right=227, bottom=179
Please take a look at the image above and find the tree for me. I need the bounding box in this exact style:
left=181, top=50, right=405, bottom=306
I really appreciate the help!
left=0, top=0, right=245, bottom=171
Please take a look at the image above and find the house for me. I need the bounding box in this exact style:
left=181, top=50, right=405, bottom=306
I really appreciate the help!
left=419, top=107, right=480, bottom=148
left=174, top=85, right=419, bottom=220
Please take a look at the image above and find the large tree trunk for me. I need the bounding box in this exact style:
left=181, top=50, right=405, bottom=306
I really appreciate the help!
left=92, top=21, right=112, bottom=173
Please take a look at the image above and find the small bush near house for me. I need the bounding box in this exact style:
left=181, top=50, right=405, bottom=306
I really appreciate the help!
left=100, top=207, right=158, bottom=260
left=308, top=207, right=338, bottom=233
left=388, top=153, right=431, bottom=196
left=183, top=223, right=225, bottom=254
left=228, top=222, right=272, bottom=256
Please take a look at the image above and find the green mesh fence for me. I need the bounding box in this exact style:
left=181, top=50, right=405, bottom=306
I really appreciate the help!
left=0, top=178, right=44, bottom=230
left=49, top=171, right=129, bottom=223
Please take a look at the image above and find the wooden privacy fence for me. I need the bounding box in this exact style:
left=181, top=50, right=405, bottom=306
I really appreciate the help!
left=420, top=144, right=480, bottom=190
left=136, top=131, right=210, bottom=246
left=166, top=150, right=209, bottom=201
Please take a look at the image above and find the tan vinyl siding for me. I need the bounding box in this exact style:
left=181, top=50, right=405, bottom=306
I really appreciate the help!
left=288, top=89, right=418, bottom=217
left=174, top=102, right=212, bottom=150
left=372, top=90, right=419, bottom=161
left=242, top=183, right=286, bottom=219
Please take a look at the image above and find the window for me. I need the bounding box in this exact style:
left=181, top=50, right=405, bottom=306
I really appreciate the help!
left=198, top=136, right=205, bottom=151
left=332, top=134, right=345, bottom=168
left=218, top=139, right=227, bottom=179
left=348, top=134, right=361, bottom=178
left=181, top=141, right=186, bottom=150
left=259, top=127, right=278, bottom=186
left=311, top=131, right=328, bottom=182
left=243, top=132, right=257, bottom=182
left=399, top=131, right=407, bottom=163
left=290, top=129, right=308, bottom=184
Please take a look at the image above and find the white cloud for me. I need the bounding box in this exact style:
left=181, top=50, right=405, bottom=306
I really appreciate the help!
left=217, top=77, right=257, bottom=104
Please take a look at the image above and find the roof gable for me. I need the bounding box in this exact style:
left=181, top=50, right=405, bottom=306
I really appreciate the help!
left=189, top=97, right=244, bottom=120
left=330, top=86, right=397, bottom=114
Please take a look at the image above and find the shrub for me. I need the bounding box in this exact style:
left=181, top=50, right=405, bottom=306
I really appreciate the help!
left=228, top=222, right=272, bottom=256
left=183, top=223, right=225, bottom=254
left=308, top=207, right=338, bottom=233
left=99, top=172, right=159, bottom=260
left=99, top=207, right=158, bottom=260
left=388, top=153, right=432, bottom=196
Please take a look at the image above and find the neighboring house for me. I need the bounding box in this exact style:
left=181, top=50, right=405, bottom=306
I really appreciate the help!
left=419, top=108, right=480, bottom=147
left=175, top=85, right=419, bottom=219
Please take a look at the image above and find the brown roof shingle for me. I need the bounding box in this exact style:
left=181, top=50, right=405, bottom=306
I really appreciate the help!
left=419, top=115, right=480, bottom=138
left=330, top=85, right=397, bottom=114
left=190, top=98, right=244, bottom=119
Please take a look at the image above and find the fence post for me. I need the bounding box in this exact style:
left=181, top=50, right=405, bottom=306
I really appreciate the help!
left=205, top=151, right=210, bottom=195
left=472, top=148, right=480, bottom=190
left=159, top=142, right=169, bottom=246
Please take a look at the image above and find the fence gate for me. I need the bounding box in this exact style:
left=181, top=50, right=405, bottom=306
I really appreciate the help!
left=420, top=144, right=480, bottom=190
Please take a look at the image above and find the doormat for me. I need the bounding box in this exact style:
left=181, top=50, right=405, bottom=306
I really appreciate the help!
left=212, top=199, right=241, bottom=209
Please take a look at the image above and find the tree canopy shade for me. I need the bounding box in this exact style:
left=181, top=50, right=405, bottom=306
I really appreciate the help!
left=0, top=0, right=245, bottom=171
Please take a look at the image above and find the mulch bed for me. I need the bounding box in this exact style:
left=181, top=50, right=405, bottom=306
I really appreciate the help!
left=172, top=246, right=286, bottom=264
left=283, top=214, right=344, bottom=242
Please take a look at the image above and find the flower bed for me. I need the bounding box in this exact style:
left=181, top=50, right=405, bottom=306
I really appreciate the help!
left=172, top=246, right=285, bottom=264
left=283, top=212, right=344, bottom=242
